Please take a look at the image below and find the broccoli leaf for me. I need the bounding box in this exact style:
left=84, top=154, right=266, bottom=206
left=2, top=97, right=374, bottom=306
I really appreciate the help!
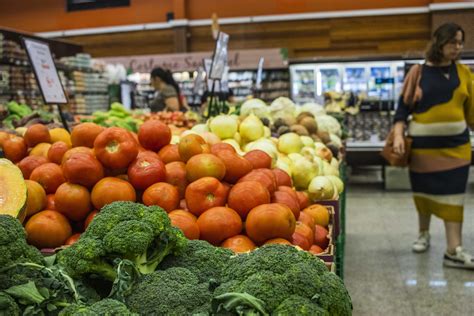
left=212, top=292, right=269, bottom=316
left=108, top=259, right=140, bottom=303
left=4, top=281, right=46, bottom=305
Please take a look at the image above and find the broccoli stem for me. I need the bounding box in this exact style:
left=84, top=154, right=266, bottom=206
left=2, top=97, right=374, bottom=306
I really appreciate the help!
left=93, top=266, right=118, bottom=282
left=134, top=245, right=173, bottom=275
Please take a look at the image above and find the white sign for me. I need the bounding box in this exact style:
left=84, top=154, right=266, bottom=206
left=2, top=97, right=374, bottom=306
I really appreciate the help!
left=256, top=57, right=265, bottom=90
left=203, top=58, right=219, bottom=92
left=193, top=66, right=205, bottom=97
left=23, top=38, right=67, bottom=104
left=209, top=32, right=229, bottom=80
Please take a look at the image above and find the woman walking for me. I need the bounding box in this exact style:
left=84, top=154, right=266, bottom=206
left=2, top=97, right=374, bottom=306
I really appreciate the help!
left=393, top=23, right=474, bottom=268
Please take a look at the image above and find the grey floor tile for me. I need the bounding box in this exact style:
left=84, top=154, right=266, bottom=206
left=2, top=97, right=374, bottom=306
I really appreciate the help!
left=344, top=184, right=474, bottom=316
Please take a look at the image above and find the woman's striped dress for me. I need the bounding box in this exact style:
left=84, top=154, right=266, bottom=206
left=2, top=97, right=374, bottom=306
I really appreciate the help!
left=395, top=63, right=474, bottom=222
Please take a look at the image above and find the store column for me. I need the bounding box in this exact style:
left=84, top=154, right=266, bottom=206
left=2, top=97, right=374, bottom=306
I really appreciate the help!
left=172, top=0, right=188, bottom=53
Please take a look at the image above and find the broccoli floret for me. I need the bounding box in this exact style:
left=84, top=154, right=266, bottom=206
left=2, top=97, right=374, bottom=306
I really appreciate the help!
left=0, top=292, right=20, bottom=316
left=58, top=202, right=187, bottom=279
left=125, top=267, right=212, bottom=316
left=58, top=304, right=96, bottom=316
left=59, top=298, right=136, bottom=316
left=313, top=273, right=352, bottom=316
left=0, top=215, right=44, bottom=268
left=57, top=238, right=117, bottom=281
left=272, top=295, right=329, bottom=316
left=159, top=239, right=233, bottom=283
left=222, top=244, right=327, bottom=283
left=284, top=262, right=324, bottom=299
left=90, top=299, right=136, bottom=315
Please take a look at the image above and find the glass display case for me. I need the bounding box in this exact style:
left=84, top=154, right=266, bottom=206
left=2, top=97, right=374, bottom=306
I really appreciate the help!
left=317, top=66, right=342, bottom=96
left=290, top=65, right=317, bottom=104
left=343, top=65, right=367, bottom=96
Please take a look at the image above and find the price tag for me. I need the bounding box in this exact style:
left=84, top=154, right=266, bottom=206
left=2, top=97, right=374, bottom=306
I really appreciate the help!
left=209, top=32, right=229, bottom=80
left=22, top=37, right=67, bottom=104
left=256, top=57, right=264, bottom=90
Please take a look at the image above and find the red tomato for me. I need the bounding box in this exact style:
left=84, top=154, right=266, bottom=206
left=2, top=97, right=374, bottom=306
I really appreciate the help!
left=84, top=210, right=98, bottom=230
left=65, top=233, right=81, bottom=246
left=127, top=151, right=166, bottom=190
left=93, top=127, right=138, bottom=169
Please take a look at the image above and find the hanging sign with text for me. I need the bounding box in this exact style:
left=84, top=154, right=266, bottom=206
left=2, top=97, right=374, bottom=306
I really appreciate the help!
left=102, top=48, right=287, bottom=73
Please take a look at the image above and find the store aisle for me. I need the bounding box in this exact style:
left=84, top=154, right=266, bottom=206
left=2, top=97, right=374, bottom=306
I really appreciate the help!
left=345, top=184, right=474, bottom=316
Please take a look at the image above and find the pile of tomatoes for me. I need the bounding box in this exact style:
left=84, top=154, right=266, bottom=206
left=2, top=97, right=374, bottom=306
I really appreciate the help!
left=0, top=120, right=331, bottom=255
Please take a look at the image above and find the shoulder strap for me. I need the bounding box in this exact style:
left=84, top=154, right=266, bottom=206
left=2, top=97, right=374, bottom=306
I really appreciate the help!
left=402, top=64, right=422, bottom=110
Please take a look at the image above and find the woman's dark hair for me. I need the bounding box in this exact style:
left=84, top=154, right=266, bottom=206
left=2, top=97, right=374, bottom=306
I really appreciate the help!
left=426, top=23, right=465, bottom=64
left=150, top=67, right=182, bottom=107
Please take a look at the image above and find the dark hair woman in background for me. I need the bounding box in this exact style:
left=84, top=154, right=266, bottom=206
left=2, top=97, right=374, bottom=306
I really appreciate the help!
left=149, top=67, right=190, bottom=112
left=393, top=23, right=474, bottom=268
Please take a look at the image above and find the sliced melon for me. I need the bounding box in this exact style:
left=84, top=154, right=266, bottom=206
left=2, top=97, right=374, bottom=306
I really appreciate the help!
left=0, top=158, right=28, bottom=222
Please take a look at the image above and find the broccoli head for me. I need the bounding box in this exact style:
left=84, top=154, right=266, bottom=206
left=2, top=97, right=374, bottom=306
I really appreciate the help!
left=57, top=237, right=117, bottom=281
left=0, top=292, right=20, bottom=316
left=58, top=202, right=187, bottom=279
left=125, top=267, right=212, bottom=316
left=0, top=215, right=44, bottom=268
left=272, top=295, right=329, bottom=316
left=222, top=244, right=327, bottom=283
left=313, top=272, right=352, bottom=316
left=158, top=239, right=233, bottom=283
left=59, top=298, right=136, bottom=316
left=216, top=244, right=351, bottom=315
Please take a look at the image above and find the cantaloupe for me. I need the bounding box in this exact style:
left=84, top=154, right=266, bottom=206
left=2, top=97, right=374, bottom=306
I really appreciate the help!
left=0, top=158, right=28, bottom=222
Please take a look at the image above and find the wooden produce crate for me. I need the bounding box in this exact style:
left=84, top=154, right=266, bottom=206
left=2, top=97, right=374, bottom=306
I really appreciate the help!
left=316, top=205, right=335, bottom=264
left=319, top=200, right=340, bottom=241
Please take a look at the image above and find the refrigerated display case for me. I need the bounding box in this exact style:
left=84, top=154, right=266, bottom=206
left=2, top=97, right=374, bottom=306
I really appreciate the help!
left=343, top=65, right=367, bottom=96
left=290, top=65, right=317, bottom=104
left=317, top=65, right=342, bottom=96
left=291, top=60, right=410, bottom=105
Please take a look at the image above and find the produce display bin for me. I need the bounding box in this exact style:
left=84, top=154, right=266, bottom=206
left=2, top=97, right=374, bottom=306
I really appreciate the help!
left=316, top=205, right=336, bottom=264
left=327, top=262, right=336, bottom=273
left=319, top=200, right=340, bottom=241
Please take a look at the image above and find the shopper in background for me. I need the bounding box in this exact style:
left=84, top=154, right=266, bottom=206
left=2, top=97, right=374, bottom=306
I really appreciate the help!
left=393, top=23, right=474, bottom=269
left=149, top=67, right=190, bottom=112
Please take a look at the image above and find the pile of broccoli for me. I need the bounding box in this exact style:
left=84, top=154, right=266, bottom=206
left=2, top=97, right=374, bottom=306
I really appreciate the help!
left=0, top=202, right=353, bottom=316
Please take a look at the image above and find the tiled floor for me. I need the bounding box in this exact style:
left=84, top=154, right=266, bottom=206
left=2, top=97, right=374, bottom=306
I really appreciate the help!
left=344, top=184, right=474, bottom=316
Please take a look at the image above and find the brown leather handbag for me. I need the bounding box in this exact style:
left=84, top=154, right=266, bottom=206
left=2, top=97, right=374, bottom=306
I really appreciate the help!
left=381, top=64, right=422, bottom=167
left=381, top=130, right=412, bottom=167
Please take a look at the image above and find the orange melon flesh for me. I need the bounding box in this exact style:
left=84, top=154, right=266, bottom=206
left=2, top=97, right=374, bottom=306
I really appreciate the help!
left=0, top=158, right=27, bottom=222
